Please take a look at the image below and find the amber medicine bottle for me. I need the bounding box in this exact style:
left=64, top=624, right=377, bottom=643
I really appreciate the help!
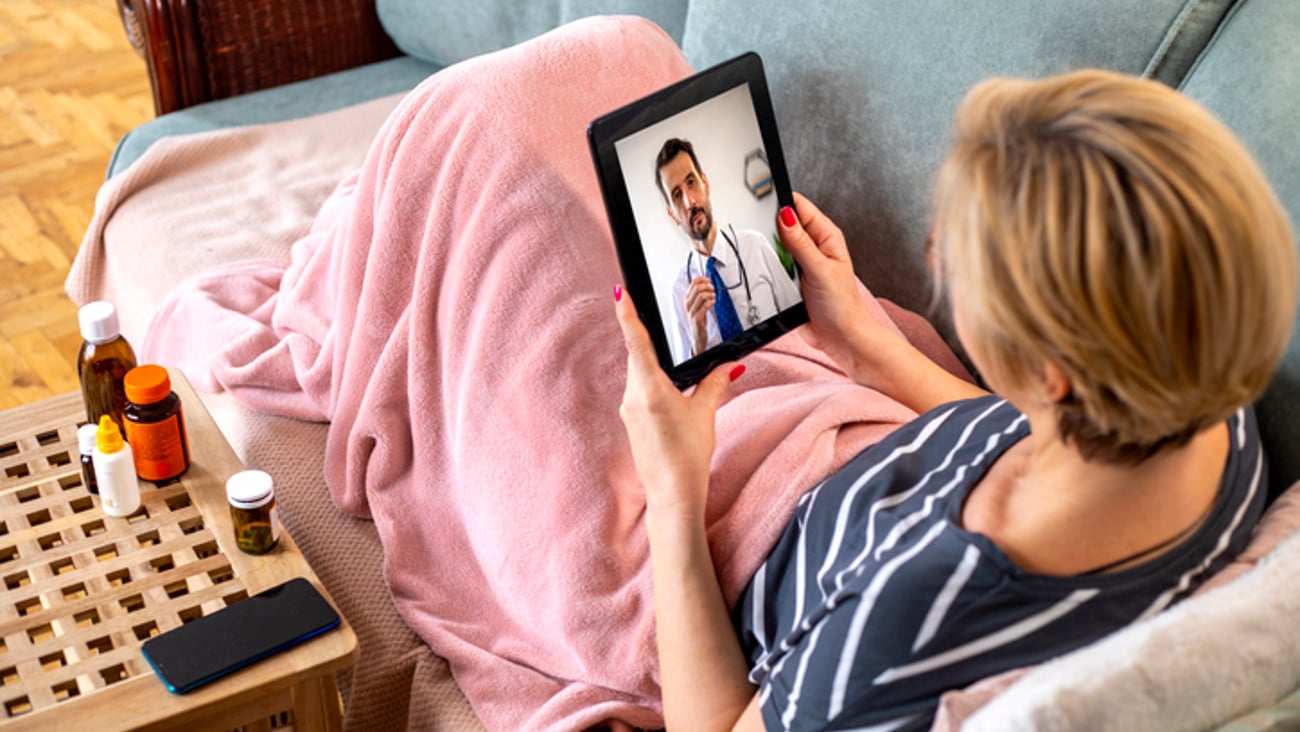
left=77, top=423, right=99, bottom=495
left=93, top=416, right=141, bottom=517
left=123, top=365, right=191, bottom=482
left=226, top=470, right=280, bottom=555
left=77, top=302, right=137, bottom=433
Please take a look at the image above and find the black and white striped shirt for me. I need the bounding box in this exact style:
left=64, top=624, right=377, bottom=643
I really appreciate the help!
left=733, top=396, right=1265, bottom=731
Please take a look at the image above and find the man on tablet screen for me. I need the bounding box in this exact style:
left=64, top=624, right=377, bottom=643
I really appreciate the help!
left=656, top=137, right=801, bottom=361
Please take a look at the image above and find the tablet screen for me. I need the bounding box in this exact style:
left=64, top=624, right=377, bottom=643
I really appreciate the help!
left=590, top=53, right=807, bottom=388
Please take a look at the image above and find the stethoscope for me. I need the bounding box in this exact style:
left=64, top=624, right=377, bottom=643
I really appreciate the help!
left=684, top=225, right=759, bottom=326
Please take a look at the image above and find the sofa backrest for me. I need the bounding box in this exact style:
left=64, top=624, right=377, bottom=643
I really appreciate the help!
left=681, top=0, right=1300, bottom=498
left=376, top=0, right=689, bottom=67
left=676, top=0, right=1238, bottom=322
left=1180, top=0, right=1300, bottom=500
left=379, top=0, right=1299, bottom=497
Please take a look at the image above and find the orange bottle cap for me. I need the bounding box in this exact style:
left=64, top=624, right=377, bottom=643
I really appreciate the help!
left=124, top=365, right=172, bottom=404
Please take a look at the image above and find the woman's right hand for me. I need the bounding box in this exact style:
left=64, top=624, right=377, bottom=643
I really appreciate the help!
left=778, top=193, right=898, bottom=384
left=779, top=194, right=989, bottom=411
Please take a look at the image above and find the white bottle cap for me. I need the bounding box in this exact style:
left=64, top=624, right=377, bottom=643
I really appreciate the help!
left=78, top=301, right=121, bottom=345
left=226, top=470, right=274, bottom=510
left=77, top=424, right=98, bottom=456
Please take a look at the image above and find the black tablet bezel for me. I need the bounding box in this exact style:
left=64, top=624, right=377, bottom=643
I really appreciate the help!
left=588, top=52, right=807, bottom=389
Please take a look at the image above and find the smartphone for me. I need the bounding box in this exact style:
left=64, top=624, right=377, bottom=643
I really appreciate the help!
left=141, top=577, right=341, bottom=693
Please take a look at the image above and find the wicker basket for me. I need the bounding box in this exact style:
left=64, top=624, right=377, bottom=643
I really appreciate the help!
left=116, top=0, right=400, bottom=115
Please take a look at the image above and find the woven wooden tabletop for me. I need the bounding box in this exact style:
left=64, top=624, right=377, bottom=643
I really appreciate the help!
left=0, top=370, right=355, bottom=730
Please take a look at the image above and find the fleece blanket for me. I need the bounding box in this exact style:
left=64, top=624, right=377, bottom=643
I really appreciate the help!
left=117, top=17, right=969, bottom=731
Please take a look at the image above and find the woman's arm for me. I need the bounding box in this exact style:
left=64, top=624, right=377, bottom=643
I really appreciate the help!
left=778, top=194, right=987, bottom=413
left=645, top=504, right=765, bottom=731
left=613, top=287, right=765, bottom=732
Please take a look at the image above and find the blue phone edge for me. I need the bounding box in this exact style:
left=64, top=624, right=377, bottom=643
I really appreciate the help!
left=141, top=615, right=342, bottom=694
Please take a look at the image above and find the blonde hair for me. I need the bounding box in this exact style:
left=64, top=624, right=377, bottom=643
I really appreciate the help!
left=934, top=69, right=1297, bottom=463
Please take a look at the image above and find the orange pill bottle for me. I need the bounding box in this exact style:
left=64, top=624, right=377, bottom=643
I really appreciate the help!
left=123, top=365, right=191, bottom=482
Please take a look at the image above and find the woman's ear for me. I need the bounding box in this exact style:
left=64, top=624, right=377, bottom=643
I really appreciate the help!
left=1040, top=360, right=1072, bottom=404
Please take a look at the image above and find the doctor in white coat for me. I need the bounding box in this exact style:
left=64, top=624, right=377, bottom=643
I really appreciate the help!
left=656, top=138, right=802, bottom=363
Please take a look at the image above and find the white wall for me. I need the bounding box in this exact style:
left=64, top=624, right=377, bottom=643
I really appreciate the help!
left=615, top=83, right=781, bottom=337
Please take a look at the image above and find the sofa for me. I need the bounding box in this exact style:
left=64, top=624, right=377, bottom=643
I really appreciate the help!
left=82, top=0, right=1300, bottom=729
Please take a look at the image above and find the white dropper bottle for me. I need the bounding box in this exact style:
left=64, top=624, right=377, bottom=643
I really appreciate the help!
left=92, top=415, right=141, bottom=517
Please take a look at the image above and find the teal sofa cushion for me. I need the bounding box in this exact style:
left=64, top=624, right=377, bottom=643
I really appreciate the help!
left=679, top=0, right=1234, bottom=337
left=376, top=0, right=688, bottom=67
left=1182, top=0, right=1300, bottom=499
left=108, top=56, right=437, bottom=177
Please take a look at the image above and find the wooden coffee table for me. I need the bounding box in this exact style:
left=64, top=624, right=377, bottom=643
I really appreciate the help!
left=0, top=369, right=356, bottom=730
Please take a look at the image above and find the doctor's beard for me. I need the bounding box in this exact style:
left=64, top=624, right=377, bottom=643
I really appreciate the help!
left=688, top=206, right=713, bottom=242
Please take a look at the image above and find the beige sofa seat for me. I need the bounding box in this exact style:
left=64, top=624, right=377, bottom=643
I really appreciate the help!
left=69, top=95, right=485, bottom=731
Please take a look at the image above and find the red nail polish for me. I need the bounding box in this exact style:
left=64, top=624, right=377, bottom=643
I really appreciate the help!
left=614, top=284, right=623, bottom=302
left=780, top=206, right=796, bottom=228
left=729, top=364, right=746, bottom=382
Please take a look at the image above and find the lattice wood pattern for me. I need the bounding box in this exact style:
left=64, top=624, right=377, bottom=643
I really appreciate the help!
left=0, top=413, right=245, bottom=722
left=0, top=393, right=246, bottom=720
left=0, top=0, right=153, bottom=411
left=0, top=379, right=354, bottom=731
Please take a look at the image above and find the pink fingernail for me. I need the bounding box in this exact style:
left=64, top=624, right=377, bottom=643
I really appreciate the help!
left=780, top=206, right=796, bottom=228
left=614, top=284, right=623, bottom=302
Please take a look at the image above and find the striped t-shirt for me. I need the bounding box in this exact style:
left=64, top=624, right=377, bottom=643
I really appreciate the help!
left=733, top=396, right=1265, bottom=732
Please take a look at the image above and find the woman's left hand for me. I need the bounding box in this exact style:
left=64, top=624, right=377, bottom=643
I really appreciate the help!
left=613, top=285, right=743, bottom=519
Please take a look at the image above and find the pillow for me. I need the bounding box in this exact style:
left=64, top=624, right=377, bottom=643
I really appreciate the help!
left=1194, top=480, right=1300, bottom=594
left=933, top=481, right=1300, bottom=731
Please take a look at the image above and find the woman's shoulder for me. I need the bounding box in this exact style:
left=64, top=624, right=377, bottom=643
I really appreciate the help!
left=859, top=395, right=1027, bottom=468
left=1003, top=406, right=1265, bottom=595
left=802, top=396, right=1028, bottom=533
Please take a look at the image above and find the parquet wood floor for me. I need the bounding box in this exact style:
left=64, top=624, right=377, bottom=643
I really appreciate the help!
left=0, top=0, right=152, bottom=409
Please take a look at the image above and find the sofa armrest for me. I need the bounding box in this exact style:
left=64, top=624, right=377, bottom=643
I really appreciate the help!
left=117, top=0, right=400, bottom=115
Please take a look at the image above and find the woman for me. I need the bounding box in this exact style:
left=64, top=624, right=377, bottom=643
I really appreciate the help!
left=616, top=69, right=1297, bottom=730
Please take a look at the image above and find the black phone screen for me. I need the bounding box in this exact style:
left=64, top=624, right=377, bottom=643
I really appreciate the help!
left=141, top=577, right=341, bottom=693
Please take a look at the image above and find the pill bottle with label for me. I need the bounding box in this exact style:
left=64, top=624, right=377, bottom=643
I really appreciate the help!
left=226, top=470, right=281, bottom=555
left=123, top=365, right=190, bottom=482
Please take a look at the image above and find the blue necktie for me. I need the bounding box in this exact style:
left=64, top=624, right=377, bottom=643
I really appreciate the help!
left=706, top=256, right=745, bottom=341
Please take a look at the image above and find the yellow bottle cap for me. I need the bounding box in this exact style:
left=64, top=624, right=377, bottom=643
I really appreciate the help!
left=96, top=415, right=124, bottom=454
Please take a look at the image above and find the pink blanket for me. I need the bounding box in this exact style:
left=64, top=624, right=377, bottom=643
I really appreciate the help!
left=142, top=17, right=970, bottom=731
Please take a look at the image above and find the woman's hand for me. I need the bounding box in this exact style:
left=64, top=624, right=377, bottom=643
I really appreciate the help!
left=614, top=285, right=742, bottom=519
left=777, top=193, right=897, bottom=383
left=779, top=194, right=989, bottom=412
left=615, top=285, right=761, bottom=731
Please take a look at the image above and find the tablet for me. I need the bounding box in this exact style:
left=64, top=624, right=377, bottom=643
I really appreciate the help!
left=589, top=52, right=807, bottom=389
